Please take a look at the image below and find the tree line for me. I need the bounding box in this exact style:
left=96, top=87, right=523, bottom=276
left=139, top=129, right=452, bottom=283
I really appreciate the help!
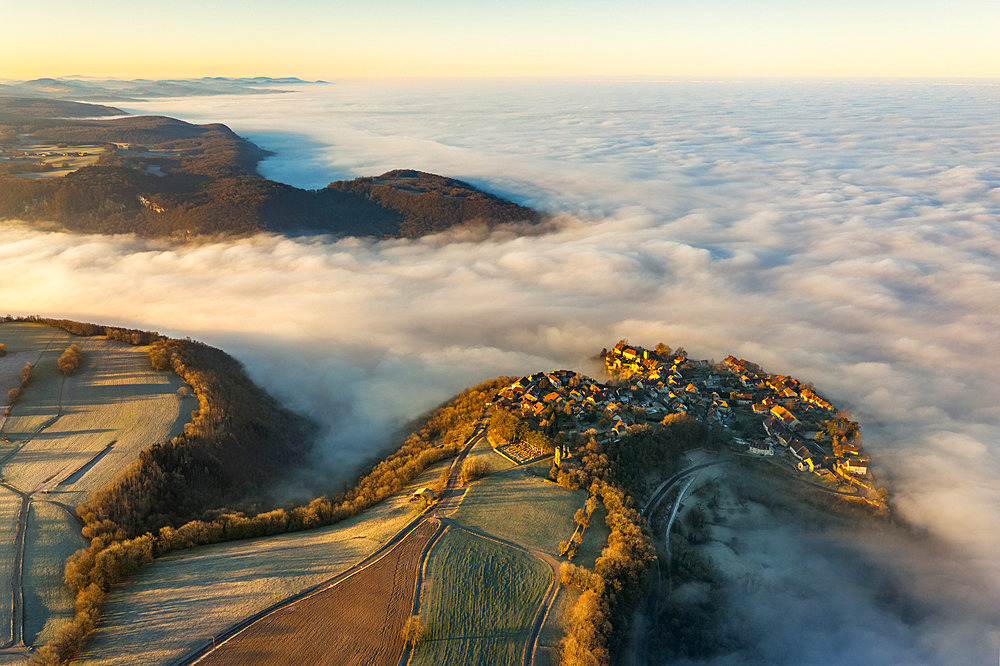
left=21, top=315, right=509, bottom=663
left=552, top=416, right=712, bottom=665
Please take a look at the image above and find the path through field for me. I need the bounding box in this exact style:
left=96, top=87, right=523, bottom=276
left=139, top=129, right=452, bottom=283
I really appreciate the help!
left=198, top=520, right=439, bottom=666
left=184, top=413, right=489, bottom=666
left=0, top=323, right=191, bottom=651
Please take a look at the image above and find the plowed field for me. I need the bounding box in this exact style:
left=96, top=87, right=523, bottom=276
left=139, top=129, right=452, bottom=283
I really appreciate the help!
left=200, top=520, right=439, bottom=666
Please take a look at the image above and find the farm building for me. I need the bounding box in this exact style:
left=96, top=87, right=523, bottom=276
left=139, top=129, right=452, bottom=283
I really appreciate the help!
left=411, top=487, right=435, bottom=504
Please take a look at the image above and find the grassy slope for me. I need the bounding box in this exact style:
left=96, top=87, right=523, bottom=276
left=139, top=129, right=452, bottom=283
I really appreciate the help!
left=0, top=489, right=20, bottom=646
left=574, top=504, right=611, bottom=569
left=78, top=460, right=451, bottom=666
left=0, top=324, right=69, bottom=456
left=451, top=465, right=583, bottom=557
left=0, top=322, right=194, bottom=649
left=0, top=324, right=193, bottom=497
left=535, top=585, right=581, bottom=666
left=412, top=528, right=550, bottom=666
left=23, top=501, right=86, bottom=645
left=464, top=433, right=516, bottom=476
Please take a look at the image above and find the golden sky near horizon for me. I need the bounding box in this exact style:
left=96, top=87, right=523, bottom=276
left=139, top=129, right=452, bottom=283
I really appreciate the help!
left=1, top=0, right=999, bottom=79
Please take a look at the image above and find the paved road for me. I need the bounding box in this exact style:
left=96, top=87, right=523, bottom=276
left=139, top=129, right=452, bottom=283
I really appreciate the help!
left=628, top=458, right=726, bottom=666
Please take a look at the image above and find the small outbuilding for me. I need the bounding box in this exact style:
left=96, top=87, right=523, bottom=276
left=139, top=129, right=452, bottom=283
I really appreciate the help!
left=410, top=487, right=435, bottom=504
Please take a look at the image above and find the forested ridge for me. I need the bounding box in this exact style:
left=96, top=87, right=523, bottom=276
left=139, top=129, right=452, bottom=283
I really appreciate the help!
left=0, top=96, right=539, bottom=239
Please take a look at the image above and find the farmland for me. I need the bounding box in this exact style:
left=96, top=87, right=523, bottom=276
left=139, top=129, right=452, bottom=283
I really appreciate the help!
left=451, top=465, right=587, bottom=557
left=0, top=324, right=195, bottom=499
left=79, top=460, right=452, bottom=665
left=411, top=528, right=550, bottom=666
left=0, top=143, right=109, bottom=179
left=0, top=321, right=194, bottom=653
left=200, top=520, right=439, bottom=666
left=22, top=501, right=85, bottom=645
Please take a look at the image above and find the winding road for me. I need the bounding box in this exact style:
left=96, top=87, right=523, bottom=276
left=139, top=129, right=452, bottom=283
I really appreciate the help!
left=628, top=457, right=727, bottom=666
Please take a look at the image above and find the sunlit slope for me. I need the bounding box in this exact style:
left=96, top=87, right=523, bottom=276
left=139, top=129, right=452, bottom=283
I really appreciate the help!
left=451, top=463, right=586, bottom=557
left=0, top=322, right=194, bottom=500
left=78, top=461, right=449, bottom=666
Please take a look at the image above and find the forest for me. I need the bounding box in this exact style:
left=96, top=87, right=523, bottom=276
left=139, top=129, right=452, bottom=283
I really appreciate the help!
left=0, top=96, right=540, bottom=239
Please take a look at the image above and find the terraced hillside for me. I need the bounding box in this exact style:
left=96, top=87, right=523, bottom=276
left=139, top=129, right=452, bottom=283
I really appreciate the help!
left=0, top=322, right=194, bottom=654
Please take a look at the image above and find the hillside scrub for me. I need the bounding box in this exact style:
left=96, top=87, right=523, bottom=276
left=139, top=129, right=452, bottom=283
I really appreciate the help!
left=555, top=418, right=709, bottom=665
left=459, top=457, right=490, bottom=485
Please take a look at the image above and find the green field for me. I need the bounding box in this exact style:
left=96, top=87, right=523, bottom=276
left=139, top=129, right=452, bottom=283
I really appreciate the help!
left=463, top=433, right=515, bottom=477
left=79, top=460, right=451, bottom=665
left=23, top=501, right=86, bottom=645
left=451, top=465, right=585, bottom=557
left=412, top=528, right=550, bottom=666
left=573, top=503, right=611, bottom=569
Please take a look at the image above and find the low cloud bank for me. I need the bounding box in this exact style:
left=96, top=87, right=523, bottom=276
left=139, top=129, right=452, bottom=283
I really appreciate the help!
left=4, top=79, right=999, bottom=658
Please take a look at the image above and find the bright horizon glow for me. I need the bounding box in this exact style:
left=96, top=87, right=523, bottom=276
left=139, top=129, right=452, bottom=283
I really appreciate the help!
left=1, top=0, right=998, bottom=80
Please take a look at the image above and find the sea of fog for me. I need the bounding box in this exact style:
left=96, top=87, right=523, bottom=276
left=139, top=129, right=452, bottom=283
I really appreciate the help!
left=2, top=79, right=998, bottom=661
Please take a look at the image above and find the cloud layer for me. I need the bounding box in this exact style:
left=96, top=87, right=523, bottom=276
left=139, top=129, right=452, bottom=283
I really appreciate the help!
left=3, top=79, right=999, bottom=658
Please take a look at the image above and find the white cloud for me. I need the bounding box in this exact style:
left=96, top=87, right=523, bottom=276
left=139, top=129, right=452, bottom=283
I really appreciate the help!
left=3, top=79, right=999, bottom=658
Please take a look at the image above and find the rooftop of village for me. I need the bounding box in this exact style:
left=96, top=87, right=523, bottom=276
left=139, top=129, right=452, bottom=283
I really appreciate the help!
left=488, top=342, right=877, bottom=494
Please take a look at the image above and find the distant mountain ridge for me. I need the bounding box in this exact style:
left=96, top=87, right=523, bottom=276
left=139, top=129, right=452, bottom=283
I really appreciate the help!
left=0, top=76, right=323, bottom=101
left=0, top=96, right=539, bottom=239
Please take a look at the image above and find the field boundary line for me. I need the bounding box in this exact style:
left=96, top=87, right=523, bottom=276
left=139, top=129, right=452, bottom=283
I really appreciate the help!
left=180, top=512, right=433, bottom=665
left=525, top=559, right=559, bottom=666
left=0, top=483, right=29, bottom=650
left=399, top=521, right=448, bottom=666
left=177, top=414, right=490, bottom=665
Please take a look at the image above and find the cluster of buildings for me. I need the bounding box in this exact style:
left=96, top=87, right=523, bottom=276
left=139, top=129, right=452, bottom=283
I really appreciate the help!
left=490, top=343, right=873, bottom=482
left=720, top=354, right=870, bottom=478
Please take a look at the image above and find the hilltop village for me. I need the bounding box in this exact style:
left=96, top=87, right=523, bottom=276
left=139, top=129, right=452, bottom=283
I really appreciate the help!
left=490, top=343, right=879, bottom=495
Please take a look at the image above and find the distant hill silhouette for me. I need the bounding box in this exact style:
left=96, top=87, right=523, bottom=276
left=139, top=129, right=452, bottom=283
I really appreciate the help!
left=0, top=76, right=321, bottom=101
left=0, top=96, right=539, bottom=239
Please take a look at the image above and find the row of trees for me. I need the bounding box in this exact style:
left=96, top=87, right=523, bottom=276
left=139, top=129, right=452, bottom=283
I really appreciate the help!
left=553, top=417, right=713, bottom=665
left=30, top=314, right=509, bottom=663
left=5, top=361, right=32, bottom=416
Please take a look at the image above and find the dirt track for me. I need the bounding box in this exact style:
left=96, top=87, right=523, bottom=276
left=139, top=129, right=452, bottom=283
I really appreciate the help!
left=199, top=519, right=439, bottom=666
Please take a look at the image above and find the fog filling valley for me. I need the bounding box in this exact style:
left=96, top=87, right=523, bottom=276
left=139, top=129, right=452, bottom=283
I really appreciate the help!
left=3, top=79, right=998, bottom=661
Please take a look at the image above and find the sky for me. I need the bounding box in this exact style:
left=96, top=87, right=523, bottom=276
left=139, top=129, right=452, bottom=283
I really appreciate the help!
left=1, top=0, right=999, bottom=79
